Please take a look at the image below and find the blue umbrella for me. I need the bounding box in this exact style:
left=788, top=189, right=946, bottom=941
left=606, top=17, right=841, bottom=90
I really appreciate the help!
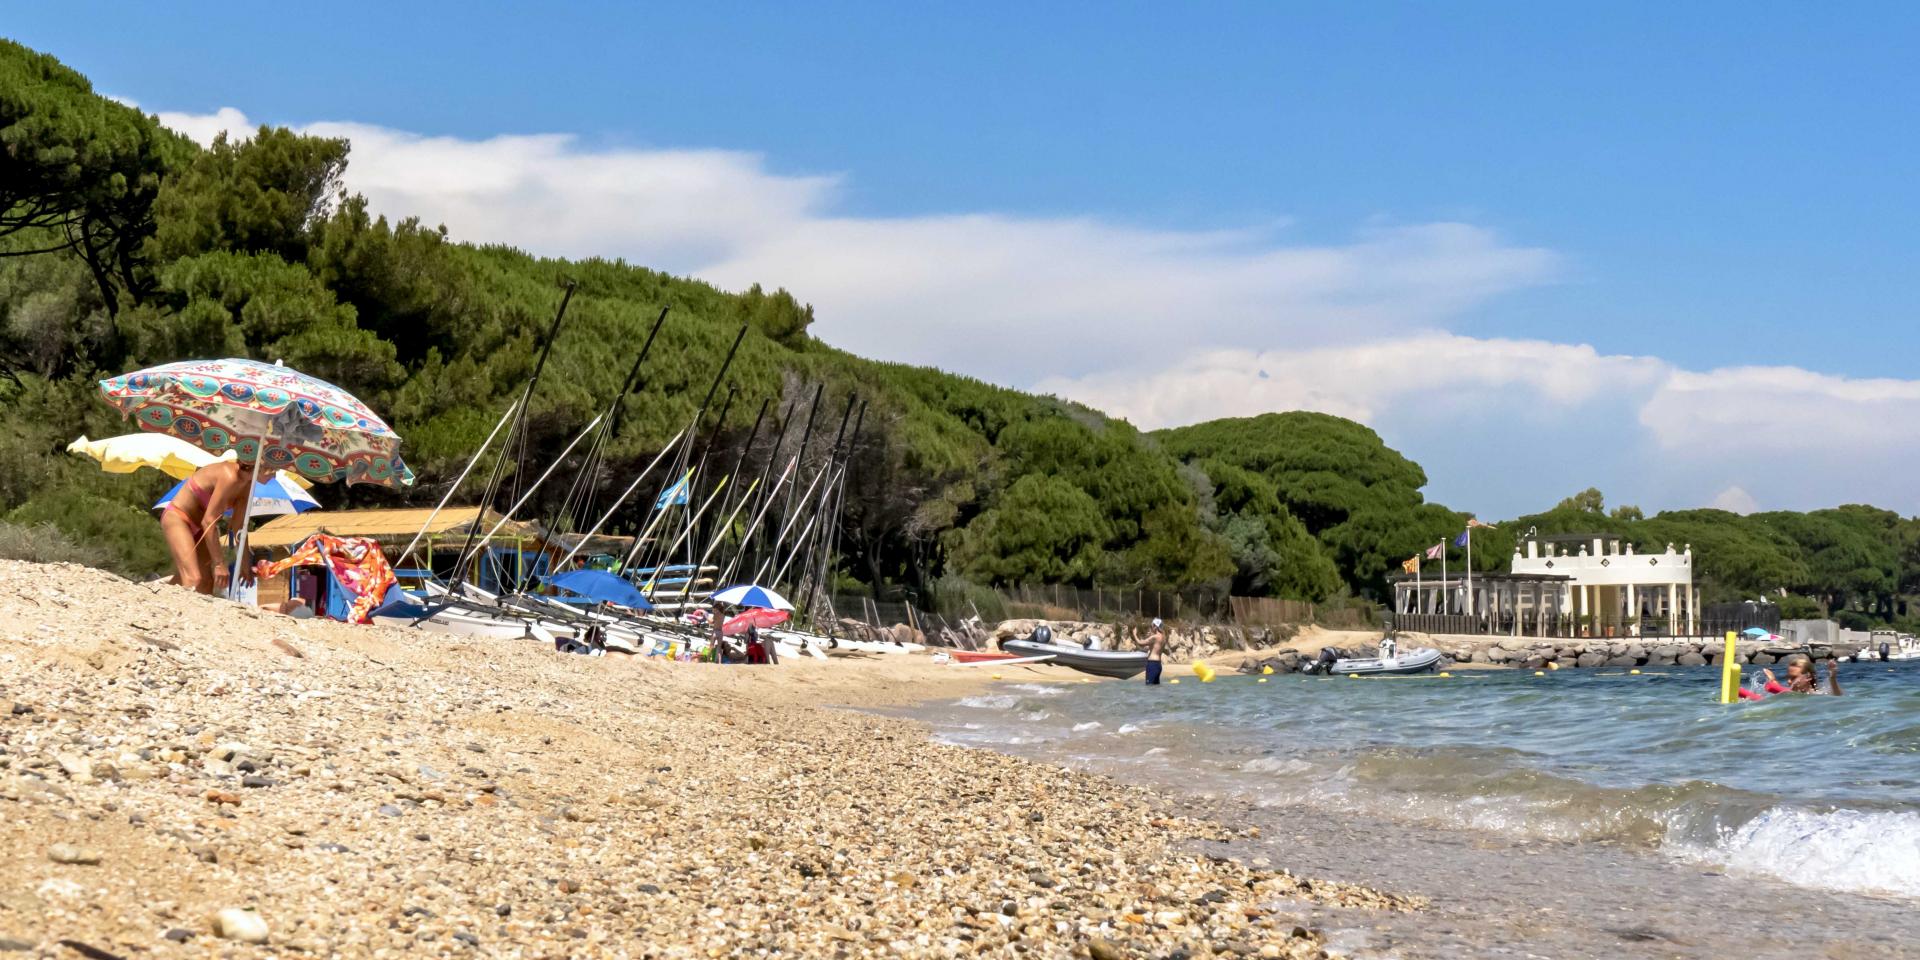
left=154, top=470, right=321, bottom=517
left=1742, top=627, right=1772, bottom=638
left=546, top=569, right=653, bottom=610
left=710, top=584, right=794, bottom=611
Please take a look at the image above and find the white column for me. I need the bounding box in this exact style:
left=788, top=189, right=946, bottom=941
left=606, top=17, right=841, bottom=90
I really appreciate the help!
left=1668, top=583, right=1678, bottom=635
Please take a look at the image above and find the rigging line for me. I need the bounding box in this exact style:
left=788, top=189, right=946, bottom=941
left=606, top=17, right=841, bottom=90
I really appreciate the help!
left=550, top=425, right=688, bottom=573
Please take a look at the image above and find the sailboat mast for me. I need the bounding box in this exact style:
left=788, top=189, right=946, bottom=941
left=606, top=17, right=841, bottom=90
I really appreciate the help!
left=448, top=280, right=574, bottom=593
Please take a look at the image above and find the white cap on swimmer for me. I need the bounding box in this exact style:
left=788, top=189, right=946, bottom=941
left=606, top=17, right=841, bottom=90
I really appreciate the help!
left=1151, top=618, right=1163, bottom=629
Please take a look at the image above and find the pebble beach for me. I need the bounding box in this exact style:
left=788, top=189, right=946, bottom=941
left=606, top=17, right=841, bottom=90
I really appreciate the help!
left=0, top=560, right=1414, bottom=958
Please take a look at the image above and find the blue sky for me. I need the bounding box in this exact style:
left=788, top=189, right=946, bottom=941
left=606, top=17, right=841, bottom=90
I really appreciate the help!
left=12, top=3, right=1920, bottom=517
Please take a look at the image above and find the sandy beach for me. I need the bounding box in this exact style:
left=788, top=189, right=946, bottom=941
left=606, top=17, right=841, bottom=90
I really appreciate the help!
left=0, top=560, right=1414, bottom=958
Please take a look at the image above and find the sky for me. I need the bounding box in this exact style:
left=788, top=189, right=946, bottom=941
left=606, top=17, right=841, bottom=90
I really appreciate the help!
left=12, top=3, right=1920, bottom=518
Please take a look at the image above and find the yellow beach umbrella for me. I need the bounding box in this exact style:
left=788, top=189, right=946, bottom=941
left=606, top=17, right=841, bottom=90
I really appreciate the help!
left=67, top=433, right=315, bottom=489
left=67, top=433, right=231, bottom=481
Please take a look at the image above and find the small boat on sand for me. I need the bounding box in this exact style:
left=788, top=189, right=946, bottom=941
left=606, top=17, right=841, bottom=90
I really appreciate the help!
left=998, top=637, right=1149, bottom=679
left=951, top=649, right=1020, bottom=664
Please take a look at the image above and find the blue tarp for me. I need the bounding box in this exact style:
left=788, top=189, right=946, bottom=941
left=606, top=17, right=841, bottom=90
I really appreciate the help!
left=545, top=569, right=653, bottom=610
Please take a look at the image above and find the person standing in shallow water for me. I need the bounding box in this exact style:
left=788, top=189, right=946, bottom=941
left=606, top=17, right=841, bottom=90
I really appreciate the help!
left=1143, top=618, right=1167, bottom=685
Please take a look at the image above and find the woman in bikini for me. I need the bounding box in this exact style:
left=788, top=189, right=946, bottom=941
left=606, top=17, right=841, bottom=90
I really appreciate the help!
left=159, top=457, right=256, bottom=594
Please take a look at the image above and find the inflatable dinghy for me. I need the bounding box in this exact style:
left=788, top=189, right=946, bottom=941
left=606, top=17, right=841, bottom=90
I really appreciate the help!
left=999, top=637, right=1150, bottom=679
left=1327, top=646, right=1444, bottom=676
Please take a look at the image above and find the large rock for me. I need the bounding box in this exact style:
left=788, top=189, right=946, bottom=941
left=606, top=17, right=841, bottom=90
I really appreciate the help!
left=1677, top=652, right=1707, bottom=666
left=1749, top=652, right=1775, bottom=665
left=1576, top=651, right=1607, bottom=668
left=1604, top=655, right=1639, bottom=667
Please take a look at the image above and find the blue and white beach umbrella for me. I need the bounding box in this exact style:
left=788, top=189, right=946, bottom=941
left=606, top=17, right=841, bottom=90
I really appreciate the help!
left=154, top=470, right=321, bottom=518
left=710, top=584, right=795, bottom=611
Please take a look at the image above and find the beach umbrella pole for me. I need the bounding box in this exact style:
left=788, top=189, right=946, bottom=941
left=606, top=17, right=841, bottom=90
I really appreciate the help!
left=227, top=437, right=268, bottom=602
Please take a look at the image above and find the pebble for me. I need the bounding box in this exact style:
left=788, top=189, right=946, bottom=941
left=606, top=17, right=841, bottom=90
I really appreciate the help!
left=212, top=907, right=269, bottom=944
left=0, top=559, right=1408, bottom=959
left=46, top=843, right=101, bottom=865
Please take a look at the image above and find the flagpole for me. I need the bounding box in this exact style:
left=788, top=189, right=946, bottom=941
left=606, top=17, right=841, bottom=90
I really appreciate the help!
left=1466, top=527, right=1475, bottom=630
left=1441, top=544, right=1448, bottom=616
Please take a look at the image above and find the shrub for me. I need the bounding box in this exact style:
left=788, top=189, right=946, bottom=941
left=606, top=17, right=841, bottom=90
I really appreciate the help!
left=0, top=520, right=111, bottom=567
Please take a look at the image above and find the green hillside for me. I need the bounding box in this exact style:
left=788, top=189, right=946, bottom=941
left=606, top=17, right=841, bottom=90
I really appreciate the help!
left=5, top=38, right=1919, bottom=629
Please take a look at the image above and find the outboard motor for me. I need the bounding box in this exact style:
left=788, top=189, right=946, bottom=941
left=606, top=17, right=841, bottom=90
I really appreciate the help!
left=1882, top=641, right=1892, bottom=662
left=1310, top=647, right=1339, bottom=675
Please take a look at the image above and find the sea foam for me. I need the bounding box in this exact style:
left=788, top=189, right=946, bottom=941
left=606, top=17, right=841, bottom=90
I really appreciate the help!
left=1684, top=806, right=1920, bottom=898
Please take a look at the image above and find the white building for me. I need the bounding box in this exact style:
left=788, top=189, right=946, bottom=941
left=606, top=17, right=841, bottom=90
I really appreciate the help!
left=1393, top=533, right=1699, bottom=638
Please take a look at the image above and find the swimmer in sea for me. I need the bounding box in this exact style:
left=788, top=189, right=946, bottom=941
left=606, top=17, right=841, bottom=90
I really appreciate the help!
left=1760, top=655, right=1842, bottom=696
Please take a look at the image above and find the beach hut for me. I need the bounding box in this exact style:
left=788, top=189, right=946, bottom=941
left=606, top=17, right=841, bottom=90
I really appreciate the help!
left=249, top=507, right=551, bottom=598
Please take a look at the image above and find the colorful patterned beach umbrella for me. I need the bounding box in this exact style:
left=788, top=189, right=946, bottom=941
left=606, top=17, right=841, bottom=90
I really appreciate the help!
left=98, top=358, right=412, bottom=488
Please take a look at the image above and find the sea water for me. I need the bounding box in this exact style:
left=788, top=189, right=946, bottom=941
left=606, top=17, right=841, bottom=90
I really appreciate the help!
left=916, top=663, right=1920, bottom=903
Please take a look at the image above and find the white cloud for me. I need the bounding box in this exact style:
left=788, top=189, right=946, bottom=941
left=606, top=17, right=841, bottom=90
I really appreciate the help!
left=142, top=106, right=1920, bottom=515
left=147, top=107, right=1558, bottom=384
left=1709, top=486, right=1760, bottom=514
left=1035, top=334, right=1666, bottom=428
left=150, top=106, right=252, bottom=146
left=1641, top=366, right=1920, bottom=454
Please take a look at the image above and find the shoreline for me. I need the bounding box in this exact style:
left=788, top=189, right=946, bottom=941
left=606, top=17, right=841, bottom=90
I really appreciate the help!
left=907, top=671, right=1920, bottom=959
left=0, top=561, right=1414, bottom=958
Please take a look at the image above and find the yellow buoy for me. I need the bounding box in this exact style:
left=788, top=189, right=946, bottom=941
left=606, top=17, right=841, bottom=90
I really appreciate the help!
left=1169, top=678, right=1181, bottom=685
left=1547, top=661, right=1561, bottom=670
left=1718, top=631, right=1741, bottom=704
left=1192, top=662, right=1217, bottom=682
left=1257, top=677, right=1269, bottom=684
left=990, top=673, right=1002, bottom=680
left=1261, top=665, right=1274, bottom=675
left=1437, top=672, right=1451, bottom=678
left=1629, top=668, right=1641, bottom=675
left=1534, top=670, right=1546, bottom=676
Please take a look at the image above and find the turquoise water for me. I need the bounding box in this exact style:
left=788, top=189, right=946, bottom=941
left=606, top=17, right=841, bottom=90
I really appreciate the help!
left=921, top=662, right=1920, bottom=900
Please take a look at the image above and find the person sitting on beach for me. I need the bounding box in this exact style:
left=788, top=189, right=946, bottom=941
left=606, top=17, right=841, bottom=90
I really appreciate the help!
left=744, top=625, right=776, bottom=665
left=1746, top=655, right=1842, bottom=697
left=159, top=456, right=256, bottom=595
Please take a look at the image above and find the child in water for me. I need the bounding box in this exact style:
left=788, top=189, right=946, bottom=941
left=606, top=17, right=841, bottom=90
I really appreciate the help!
left=1740, top=655, right=1842, bottom=698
